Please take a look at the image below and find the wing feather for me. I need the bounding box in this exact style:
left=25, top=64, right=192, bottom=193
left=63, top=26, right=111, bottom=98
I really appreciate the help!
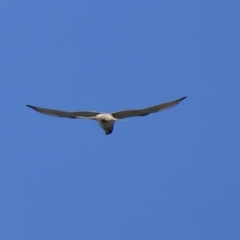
left=26, top=105, right=100, bottom=118
left=112, top=97, right=187, bottom=119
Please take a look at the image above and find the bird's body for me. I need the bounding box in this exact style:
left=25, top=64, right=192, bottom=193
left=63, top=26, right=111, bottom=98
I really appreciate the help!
left=26, top=96, right=186, bottom=135
left=98, top=119, right=115, bottom=135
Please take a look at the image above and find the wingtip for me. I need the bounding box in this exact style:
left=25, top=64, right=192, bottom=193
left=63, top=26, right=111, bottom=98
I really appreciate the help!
left=180, top=96, right=187, bottom=101
left=26, top=104, right=33, bottom=108
left=26, top=104, right=37, bottom=110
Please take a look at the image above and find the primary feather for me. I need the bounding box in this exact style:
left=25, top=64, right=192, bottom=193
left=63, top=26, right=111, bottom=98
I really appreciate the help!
left=26, top=105, right=100, bottom=119
left=111, top=97, right=186, bottom=119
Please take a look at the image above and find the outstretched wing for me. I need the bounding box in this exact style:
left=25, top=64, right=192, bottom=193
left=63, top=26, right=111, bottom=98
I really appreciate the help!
left=112, top=96, right=187, bottom=119
left=26, top=105, right=100, bottom=119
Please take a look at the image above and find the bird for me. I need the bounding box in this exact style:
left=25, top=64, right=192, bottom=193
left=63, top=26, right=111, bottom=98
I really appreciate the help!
left=26, top=96, right=186, bottom=135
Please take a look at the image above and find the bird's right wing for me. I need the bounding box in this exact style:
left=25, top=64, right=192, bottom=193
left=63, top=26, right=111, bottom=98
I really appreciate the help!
left=26, top=105, right=100, bottom=119
left=112, top=97, right=186, bottom=119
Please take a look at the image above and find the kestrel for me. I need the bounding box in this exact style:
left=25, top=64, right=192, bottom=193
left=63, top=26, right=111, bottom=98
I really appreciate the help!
left=26, top=96, right=186, bottom=135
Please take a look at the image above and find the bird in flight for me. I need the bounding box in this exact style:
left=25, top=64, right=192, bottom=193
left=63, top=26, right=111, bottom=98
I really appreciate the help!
left=26, top=96, right=186, bottom=135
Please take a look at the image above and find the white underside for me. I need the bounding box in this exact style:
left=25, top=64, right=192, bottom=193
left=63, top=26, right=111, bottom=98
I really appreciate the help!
left=98, top=120, right=115, bottom=133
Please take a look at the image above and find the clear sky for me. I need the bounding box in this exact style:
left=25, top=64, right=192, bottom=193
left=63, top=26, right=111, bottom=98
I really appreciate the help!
left=1, top=1, right=240, bottom=239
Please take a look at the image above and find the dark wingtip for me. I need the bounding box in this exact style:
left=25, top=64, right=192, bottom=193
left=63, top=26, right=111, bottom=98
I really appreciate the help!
left=180, top=96, right=187, bottom=101
left=26, top=105, right=38, bottom=112
left=177, top=96, right=187, bottom=103
left=26, top=104, right=34, bottom=109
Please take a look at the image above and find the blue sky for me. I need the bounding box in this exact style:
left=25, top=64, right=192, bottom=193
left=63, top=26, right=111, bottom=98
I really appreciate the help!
left=1, top=1, right=240, bottom=239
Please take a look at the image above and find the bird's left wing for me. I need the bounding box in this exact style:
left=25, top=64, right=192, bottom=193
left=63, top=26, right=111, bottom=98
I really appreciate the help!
left=112, top=96, right=187, bottom=119
left=26, top=105, right=100, bottom=119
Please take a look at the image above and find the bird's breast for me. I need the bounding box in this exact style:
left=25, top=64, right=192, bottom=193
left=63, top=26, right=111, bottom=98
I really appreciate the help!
left=98, top=120, right=114, bottom=128
left=96, top=113, right=114, bottom=121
